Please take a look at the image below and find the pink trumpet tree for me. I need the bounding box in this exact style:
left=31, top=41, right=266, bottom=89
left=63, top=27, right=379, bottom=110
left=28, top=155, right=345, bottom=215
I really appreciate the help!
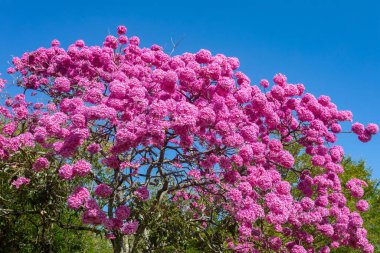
left=1, top=25, right=378, bottom=252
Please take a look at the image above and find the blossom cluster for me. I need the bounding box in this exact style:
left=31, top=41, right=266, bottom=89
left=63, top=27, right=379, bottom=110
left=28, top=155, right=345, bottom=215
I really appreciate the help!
left=0, top=25, right=377, bottom=252
left=11, top=177, right=30, bottom=189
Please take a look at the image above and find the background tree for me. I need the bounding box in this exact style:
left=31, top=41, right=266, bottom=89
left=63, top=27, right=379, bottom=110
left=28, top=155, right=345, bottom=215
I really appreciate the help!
left=0, top=144, right=112, bottom=252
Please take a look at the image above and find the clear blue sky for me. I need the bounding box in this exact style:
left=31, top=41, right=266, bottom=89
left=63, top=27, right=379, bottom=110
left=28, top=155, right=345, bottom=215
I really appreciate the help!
left=1, top=0, right=379, bottom=178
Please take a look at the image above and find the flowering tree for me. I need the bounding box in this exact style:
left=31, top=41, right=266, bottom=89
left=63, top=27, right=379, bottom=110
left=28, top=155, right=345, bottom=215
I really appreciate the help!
left=0, top=25, right=378, bottom=253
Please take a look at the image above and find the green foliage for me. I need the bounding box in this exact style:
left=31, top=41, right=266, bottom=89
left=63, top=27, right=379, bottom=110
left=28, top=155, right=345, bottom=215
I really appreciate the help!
left=121, top=188, right=232, bottom=252
left=0, top=148, right=112, bottom=252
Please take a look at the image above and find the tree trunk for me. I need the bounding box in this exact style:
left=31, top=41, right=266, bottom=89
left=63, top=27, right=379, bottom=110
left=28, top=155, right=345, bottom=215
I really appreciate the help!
left=112, top=235, right=130, bottom=253
left=112, top=235, right=123, bottom=253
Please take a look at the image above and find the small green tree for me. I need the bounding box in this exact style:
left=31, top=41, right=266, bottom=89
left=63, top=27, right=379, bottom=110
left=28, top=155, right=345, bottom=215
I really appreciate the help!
left=0, top=149, right=112, bottom=252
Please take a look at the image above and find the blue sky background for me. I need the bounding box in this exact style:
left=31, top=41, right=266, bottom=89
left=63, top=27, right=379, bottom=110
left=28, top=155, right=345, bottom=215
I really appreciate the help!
left=0, top=0, right=379, bottom=178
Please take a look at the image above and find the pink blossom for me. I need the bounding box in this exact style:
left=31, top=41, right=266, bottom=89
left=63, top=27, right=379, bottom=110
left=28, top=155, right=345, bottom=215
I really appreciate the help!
left=54, top=77, right=71, bottom=92
left=94, top=184, right=112, bottom=198
left=117, top=25, right=127, bottom=35
left=119, top=35, right=128, bottom=44
left=32, top=157, right=49, bottom=172
left=259, top=79, right=269, bottom=88
left=59, top=164, right=73, bottom=180
left=67, top=187, right=90, bottom=209
left=352, top=122, right=365, bottom=135
left=358, top=132, right=372, bottom=143
left=269, top=236, right=282, bottom=250
left=356, top=200, right=369, bottom=212
left=75, top=40, right=85, bottom=47
left=188, top=169, right=201, bottom=180
left=11, top=177, right=30, bottom=188
left=161, top=70, right=178, bottom=93
left=73, top=159, right=92, bottom=177
left=291, top=245, right=307, bottom=253
left=129, top=36, right=140, bottom=46
left=115, top=205, right=130, bottom=220
left=273, top=73, right=287, bottom=86
left=51, top=39, right=60, bottom=47
left=330, top=123, right=342, bottom=133
left=365, top=123, right=378, bottom=135
left=121, top=220, right=139, bottom=235
left=195, top=49, right=212, bottom=64
left=135, top=186, right=149, bottom=201
left=82, top=199, right=106, bottom=225
left=87, top=143, right=101, bottom=154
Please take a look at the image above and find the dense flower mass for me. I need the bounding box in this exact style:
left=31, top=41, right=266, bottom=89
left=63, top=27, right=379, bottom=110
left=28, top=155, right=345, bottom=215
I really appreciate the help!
left=0, top=25, right=378, bottom=252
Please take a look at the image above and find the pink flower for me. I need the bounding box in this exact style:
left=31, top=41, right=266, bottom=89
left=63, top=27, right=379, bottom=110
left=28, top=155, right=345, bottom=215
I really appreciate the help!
left=161, top=70, right=178, bottom=93
left=117, top=25, right=127, bottom=35
left=365, top=123, right=378, bottom=135
left=109, top=80, right=126, bottom=99
left=94, top=184, right=112, bottom=198
left=11, top=177, right=30, bottom=188
left=269, top=237, right=282, bottom=251
left=358, top=132, right=372, bottom=143
left=352, top=122, right=365, bottom=135
left=87, top=143, right=101, bottom=154
left=58, top=164, right=73, bottom=180
left=329, top=146, right=343, bottom=163
left=311, top=155, right=325, bottom=166
left=129, top=36, right=140, bottom=46
left=273, top=73, right=287, bottom=86
left=135, top=186, right=149, bottom=201
left=82, top=199, right=106, bottom=225
left=32, top=157, right=49, bottom=172
left=278, top=150, right=295, bottom=168
left=54, top=77, right=71, bottom=92
left=177, top=67, right=196, bottom=82
left=259, top=79, right=269, bottom=88
left=330, top=123, right=342, bottom=133
left=356, top=200, right=369, bottom=212
left=188, top=169, right=201, bottom=180
left=71, top=114, right=86, bottom=128
left=75, top=40, right=85, bottom=47
left=195, top=49, right=212, bottom=64
left=115, top=205, right=130, bottom=220
left=317, top=224, right=334, bottom=237
left=121, top=220, right=139, bottom=235
left=300, top=197, right=314, bottom=211
left=7, top=67, right=16, bottom=74
left=104, top=35, right=118, bottom=49
left=346, top=179, right=368, bottom=199
left=73, top=159, right=92, bottom=177
left=119, top=35, right=128, bottom=44
left=291, top=245, right=307, bottom=253
left=67, top=187, right=90, bottom=209
left=51, top=39, right=60, bottom=47
left=271, top=85, right=285, bottom=100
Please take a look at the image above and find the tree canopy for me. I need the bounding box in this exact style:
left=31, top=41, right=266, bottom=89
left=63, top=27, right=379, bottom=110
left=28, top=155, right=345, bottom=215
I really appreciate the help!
left=0, top=25, right=378, bottom=253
